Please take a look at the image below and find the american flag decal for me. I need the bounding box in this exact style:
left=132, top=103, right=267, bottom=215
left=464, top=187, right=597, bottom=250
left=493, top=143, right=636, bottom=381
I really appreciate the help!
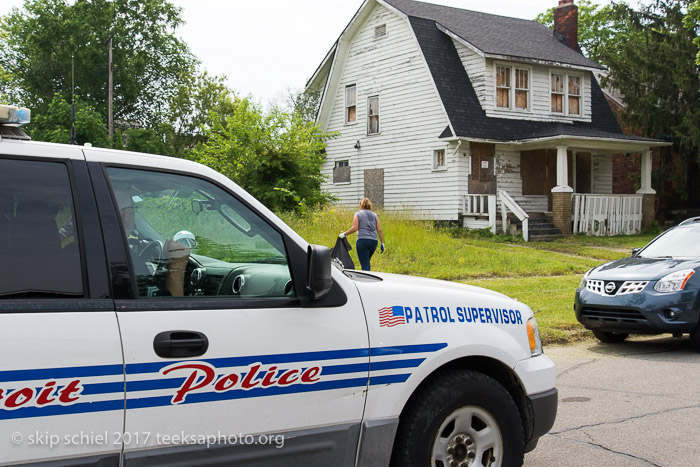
left=379, top=306, right=406, bottom=327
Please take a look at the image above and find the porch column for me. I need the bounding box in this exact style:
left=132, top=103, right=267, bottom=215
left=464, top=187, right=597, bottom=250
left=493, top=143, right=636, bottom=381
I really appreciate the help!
left=636, top=150, right=656, bottom=229
left=551, top=146, right=573, bottom=235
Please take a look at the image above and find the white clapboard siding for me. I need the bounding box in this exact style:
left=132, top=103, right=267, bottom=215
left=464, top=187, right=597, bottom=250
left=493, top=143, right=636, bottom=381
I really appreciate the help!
left=320, top=3, right=462, bottom=220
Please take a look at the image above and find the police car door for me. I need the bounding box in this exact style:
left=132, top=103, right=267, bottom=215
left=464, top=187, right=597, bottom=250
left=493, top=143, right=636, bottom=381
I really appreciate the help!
left=92, top=161, right=369, bottom=466
left=0, top=155, right=124, bottom=466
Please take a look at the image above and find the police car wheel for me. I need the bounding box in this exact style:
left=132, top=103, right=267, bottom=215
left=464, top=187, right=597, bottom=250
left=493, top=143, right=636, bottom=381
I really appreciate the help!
left=390, top=369, right=523, bottom=467
left=592, top=329, right=629, bottom=343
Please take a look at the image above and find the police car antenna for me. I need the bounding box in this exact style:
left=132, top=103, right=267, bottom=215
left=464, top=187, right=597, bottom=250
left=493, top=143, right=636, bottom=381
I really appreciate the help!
left=70, top=55, right=77, bottom=145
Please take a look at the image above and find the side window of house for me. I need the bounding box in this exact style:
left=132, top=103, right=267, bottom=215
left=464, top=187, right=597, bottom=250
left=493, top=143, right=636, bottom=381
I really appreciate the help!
left=105, top=167, right=293, bottom=300
left=0, top=158, right=82, bottom=298
left=433, top=149, right=446, bottom=170
left=367, top=96, right=380, bottom=134
left=334, top=160, right=350, bottom=183
left=345, top=84, right=357, bottom=124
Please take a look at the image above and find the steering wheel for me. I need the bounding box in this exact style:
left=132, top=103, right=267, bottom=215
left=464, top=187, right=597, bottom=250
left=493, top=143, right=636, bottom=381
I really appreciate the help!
left=138, top=239, right=164, bottom=276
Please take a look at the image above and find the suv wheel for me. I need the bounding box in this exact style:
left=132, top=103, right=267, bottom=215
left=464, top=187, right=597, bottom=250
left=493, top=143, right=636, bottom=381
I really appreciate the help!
left=592, top=329, right=629, bottom=343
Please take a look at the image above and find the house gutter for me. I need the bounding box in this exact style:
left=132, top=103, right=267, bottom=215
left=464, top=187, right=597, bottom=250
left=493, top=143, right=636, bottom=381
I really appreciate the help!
left=441, top=135, right=671, bottom=152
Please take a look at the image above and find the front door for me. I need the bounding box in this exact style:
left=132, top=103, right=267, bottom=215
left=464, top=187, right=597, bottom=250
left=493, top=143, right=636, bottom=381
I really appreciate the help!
left=97, top=164, right=369, bottom=465
left=469, top=143, right=496, bottom=194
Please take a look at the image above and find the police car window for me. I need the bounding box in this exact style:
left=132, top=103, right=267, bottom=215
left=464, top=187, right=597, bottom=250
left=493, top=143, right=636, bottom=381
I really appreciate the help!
left=106, top=168, right=293, bottom=299
left=0, top=159, right=82, bottom=297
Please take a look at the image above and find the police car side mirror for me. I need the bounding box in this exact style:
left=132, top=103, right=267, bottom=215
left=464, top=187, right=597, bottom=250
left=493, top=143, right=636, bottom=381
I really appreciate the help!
left=632, top=248, right=641, bottom=256
left=307, top=244, right=332, bottom=300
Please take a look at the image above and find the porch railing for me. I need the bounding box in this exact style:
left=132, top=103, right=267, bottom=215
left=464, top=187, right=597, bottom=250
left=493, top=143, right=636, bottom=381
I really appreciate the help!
left=498, top=190, right=529, bottom=242
left=573, top=194, right=643, bottom=236
left=462, top=194, right=497, bottom=234
left=461, top=192, right=529, bottom=241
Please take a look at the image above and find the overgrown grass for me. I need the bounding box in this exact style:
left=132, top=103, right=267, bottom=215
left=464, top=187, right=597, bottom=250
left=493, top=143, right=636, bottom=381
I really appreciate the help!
left=279, top=208, right=660, bottom=345
left=280, top=208, right=600, bottom=280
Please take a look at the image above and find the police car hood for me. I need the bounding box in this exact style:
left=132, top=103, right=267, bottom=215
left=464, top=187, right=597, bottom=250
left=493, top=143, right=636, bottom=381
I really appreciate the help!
left=346, top=270, right=528, bottom=314
left=589, top=257, right=700, bottom=281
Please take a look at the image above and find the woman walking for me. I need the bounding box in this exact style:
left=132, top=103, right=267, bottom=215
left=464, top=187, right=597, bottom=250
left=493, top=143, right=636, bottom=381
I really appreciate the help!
left=340, top=198, right=385, bottom=271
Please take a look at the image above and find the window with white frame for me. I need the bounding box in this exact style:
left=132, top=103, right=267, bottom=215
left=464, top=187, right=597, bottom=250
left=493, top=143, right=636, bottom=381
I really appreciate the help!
left=568, top=75, right=581, bottom=115
left=345, top=84, right=356, bottom=124
left=515, top=68, right=529, bottom=110
left=496, top=65, right=511, bottom=108
left=551, top=72, right=583, bottom=116
left=433, top=149, right=446, bottom=170
left=496, top=65, right=529, bottom=110
left=367, top=96, right=380, bottom=135
left=333, top=160, right=350, bottom=183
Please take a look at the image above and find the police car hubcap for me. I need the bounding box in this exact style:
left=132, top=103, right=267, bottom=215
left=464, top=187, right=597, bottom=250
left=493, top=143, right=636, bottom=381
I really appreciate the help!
left=432, top=406, right=502, bottom=467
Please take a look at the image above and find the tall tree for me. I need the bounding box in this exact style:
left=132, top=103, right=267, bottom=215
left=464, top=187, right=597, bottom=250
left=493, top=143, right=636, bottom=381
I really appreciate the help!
left=687, top=0, right=700, bottom=65
left=1, top=0, right=196, bottom=134
left=598, top=0, right=699, bottom=198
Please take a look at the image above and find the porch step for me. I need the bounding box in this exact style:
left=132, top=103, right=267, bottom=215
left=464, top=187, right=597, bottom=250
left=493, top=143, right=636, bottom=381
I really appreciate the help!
left=526, top=213, right=565, bottom=241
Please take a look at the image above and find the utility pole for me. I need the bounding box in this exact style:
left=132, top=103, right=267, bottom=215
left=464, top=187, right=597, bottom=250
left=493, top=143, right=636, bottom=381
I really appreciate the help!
left=107, top=34, right=113, bottom=144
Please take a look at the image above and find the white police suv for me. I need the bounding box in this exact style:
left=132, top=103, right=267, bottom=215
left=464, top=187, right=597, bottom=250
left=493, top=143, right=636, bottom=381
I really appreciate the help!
left=0, top=105, right=556, bottom=466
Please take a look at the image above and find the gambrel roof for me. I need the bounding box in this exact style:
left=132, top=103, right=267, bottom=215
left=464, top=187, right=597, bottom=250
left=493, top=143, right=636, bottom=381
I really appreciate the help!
left=384, top=0, right=603, bottom=69
left=308, top=0, right=665, bottom=148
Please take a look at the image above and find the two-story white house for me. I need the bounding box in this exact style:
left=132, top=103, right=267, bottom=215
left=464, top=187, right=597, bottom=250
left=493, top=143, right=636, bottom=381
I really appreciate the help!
left=306, top=0, right=668, bottom=239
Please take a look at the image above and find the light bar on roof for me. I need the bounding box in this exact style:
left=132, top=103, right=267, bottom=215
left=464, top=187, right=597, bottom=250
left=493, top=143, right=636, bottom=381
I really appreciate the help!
left=0, top=105, right=31, bottom=125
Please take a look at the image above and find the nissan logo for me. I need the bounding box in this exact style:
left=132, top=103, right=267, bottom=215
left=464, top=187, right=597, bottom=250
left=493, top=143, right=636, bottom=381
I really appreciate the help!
left=605, top=282, right=616, bottom=294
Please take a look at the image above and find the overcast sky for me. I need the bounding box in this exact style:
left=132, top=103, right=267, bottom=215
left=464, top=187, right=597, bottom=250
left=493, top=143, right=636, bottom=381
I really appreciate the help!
left=1, top=0, right=604, bottom=105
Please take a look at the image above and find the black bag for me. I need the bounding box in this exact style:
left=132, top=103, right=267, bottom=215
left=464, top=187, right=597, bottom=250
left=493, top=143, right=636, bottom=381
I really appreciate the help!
left=330, top=236, right=355, bottom=270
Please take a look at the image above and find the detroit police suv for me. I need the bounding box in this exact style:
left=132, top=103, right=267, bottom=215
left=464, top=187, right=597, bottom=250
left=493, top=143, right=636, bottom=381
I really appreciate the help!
left=0, top=105, right=556, bottom=466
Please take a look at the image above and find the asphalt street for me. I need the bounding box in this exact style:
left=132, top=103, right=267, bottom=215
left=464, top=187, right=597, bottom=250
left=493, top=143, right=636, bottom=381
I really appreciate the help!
left=524, top=335, right=700, bottom=467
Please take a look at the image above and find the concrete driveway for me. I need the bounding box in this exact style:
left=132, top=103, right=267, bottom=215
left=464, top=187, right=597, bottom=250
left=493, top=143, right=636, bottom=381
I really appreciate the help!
left=524, top=335, right=700, bottom=467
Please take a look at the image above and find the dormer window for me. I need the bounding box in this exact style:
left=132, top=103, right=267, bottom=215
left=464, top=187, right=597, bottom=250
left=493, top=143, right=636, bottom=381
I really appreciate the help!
left=496, top=65, right=529, bottom=111
left=551, top=72, right=582, bottom=116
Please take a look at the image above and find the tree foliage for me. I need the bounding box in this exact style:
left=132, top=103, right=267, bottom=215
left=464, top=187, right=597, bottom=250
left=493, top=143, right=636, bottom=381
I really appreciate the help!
left=191, top=98, right=336, bottom=213
left=1, top=0, right=196, bottom=131
left=598, top=1, right=699, bottom=172
left=29, top=93, right=109, bottom=146
left=687, top=0, right=700, bottom=65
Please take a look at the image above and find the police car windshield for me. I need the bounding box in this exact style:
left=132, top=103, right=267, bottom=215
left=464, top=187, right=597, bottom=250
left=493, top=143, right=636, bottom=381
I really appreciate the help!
left=638, top=227, right=700, bottom=259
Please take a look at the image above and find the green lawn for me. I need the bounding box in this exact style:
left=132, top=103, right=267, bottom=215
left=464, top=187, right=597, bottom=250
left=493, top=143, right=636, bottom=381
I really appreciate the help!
left=280, top=208, right=659, bottom=345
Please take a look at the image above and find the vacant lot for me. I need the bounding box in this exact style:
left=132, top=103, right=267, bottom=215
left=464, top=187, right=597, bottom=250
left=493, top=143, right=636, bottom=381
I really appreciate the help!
left=281, top=208, right=659, bottom=344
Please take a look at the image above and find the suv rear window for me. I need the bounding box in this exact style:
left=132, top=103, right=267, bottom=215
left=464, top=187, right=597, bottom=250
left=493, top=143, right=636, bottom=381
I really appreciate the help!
left=0, top=159, right=83, bottom=297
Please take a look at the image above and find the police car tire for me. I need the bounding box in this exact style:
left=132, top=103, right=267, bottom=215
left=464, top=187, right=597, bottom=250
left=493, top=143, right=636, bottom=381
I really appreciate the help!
left=592, top=329, right=629, bottom=343
left=389, top=369, right=524, bottom=467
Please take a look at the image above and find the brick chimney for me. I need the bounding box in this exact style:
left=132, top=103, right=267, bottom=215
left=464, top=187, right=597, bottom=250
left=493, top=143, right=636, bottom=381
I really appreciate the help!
left=553, top=0, right=579, bottom=52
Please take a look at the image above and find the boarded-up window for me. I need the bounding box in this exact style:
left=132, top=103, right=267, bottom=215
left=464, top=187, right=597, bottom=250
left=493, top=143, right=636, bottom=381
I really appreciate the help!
left=568, top=76, right=581, bottom=115
left=367, top=96, right=379, bottom=134
left=345, top=85, right=356, bottom=124
left=333, top=160, right=350, bottom=183
left=496, top=66, right=511, bottom=108
left=515, top=69, right=529, bottom=110
left=551, top=73, right=564, bottom=113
